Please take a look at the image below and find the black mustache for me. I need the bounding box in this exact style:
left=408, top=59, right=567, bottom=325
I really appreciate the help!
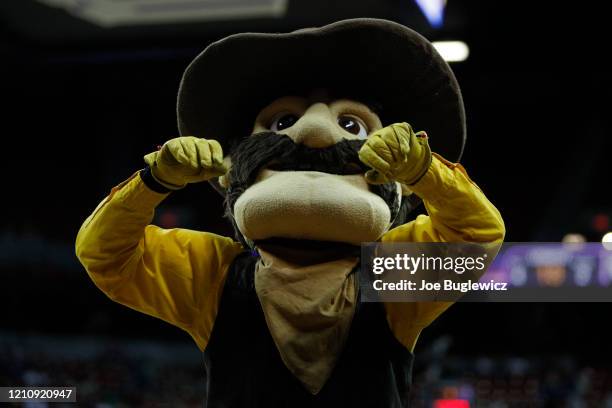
left=223, top=131, right=405, bottom=246
left=265, top=140, right=370, bottom=174
left=228, top=131, right=369, bottom=189
left=267, top=159, right=367, bottom=174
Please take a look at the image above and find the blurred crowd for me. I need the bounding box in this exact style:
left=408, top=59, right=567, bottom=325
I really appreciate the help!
left=0, top=335, right=205, bottom=407
left=2, top=334, right=612, bottom=407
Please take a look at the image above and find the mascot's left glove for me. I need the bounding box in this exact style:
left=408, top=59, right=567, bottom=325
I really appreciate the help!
left=143, top=136, right=228, bottom=190
left=358, top=122, right=432, bottom=185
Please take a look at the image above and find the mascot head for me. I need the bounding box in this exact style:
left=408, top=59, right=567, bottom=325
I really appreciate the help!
left=176, top=18, right=465, bottom=248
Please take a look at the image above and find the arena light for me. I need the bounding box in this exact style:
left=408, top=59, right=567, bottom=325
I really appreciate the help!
left=432, top=41, right=470, bottom=62
left=36, top=0, right=289, bottom=27
left=603, top=232, right=612, bottom=250
left=562, top=233, right=586, bottom=244
left=415, top=0, right=447, bottom=28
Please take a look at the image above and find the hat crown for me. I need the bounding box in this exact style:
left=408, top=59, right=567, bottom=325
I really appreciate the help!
left=178, top=18, right=465, bottom=162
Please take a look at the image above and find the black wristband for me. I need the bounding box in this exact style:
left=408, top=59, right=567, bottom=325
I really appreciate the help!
left=140, top=166, right=171, bottom=194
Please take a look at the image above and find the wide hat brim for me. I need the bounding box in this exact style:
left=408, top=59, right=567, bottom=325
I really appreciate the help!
left=177, top=18, right=466, bottom=161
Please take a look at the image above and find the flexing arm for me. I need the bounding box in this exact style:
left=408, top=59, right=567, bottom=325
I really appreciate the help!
left=382, top=152, right=505, bottom=244
left=75, top=137, right=242, bottom=350
left=360, top=123, right=505, bottom=351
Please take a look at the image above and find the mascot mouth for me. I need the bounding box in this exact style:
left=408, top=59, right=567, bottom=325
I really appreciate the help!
left=255, top=237, right=361, bottom=260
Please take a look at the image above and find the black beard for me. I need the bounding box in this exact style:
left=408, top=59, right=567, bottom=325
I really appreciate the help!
left=224, top=131, right=414, bottom=245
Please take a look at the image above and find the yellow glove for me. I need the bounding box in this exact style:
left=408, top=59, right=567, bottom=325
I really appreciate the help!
left=358, top=122, right=432, bottom=185
left=143, top=136, right=227, bottom=190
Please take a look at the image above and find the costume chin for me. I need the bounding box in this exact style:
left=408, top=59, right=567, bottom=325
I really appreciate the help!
left=234, top=169, right=391, bottom=244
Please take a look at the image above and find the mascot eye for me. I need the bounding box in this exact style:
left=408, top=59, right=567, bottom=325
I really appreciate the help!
left=270, top=113, right=299, bottom=131
left=338, top=115, right=368, bottom=138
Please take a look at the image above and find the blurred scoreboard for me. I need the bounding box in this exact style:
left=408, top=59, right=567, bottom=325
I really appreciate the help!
left=488, top=243, right=612, bottom=288
left=478, top=243, right=612, bottom=301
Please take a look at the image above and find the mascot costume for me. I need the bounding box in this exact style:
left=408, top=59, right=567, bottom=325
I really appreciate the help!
left=76, top=18, right=504, bottom=407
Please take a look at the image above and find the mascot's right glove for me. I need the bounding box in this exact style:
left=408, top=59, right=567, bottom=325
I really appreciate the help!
left=144, top=136, right=227, bottom=190
left=358, top=122, right=432, bottom=186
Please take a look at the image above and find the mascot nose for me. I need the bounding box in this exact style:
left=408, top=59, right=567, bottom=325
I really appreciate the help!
left=289, top=103, right=344, bottom=148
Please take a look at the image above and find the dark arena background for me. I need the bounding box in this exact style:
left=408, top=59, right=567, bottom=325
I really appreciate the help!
left=1, top=1, right=611, bottom=407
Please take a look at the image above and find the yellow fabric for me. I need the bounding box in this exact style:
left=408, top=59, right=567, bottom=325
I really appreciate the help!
left=358, top=122, right=432, bottom=185
left=143, top=136, right=227, bottom=190
left=75, top=172, right=243, bottom=351
left=380, top=153, right=505, bottom=352
left=75, top=151, right=504, bottom=356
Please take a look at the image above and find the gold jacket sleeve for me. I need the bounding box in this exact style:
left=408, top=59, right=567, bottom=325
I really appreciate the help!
left=75, top=172, right=243, bottom=351
left=380, top=153, right=505, bottom=352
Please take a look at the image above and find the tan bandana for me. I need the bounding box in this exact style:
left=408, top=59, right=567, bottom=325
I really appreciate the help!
left=254, top=243, right=359, bottom=395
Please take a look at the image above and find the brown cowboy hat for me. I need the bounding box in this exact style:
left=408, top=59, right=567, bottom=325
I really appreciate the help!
left=177, top=18, right=466, bottom=161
